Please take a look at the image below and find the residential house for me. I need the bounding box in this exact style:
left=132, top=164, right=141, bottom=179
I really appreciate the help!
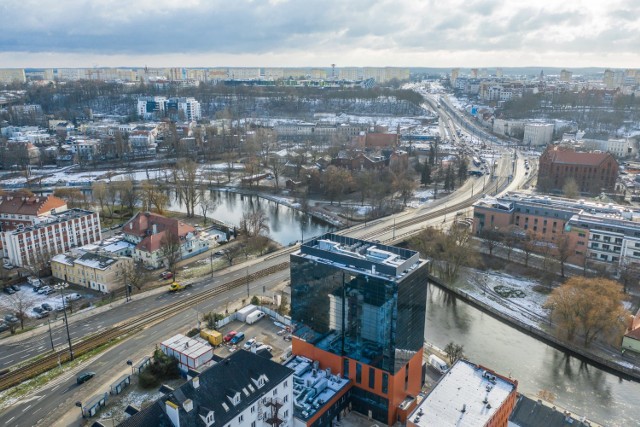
left=122, top=212, right=209, bottom=269
left=51, top=251, right=133, bottom=293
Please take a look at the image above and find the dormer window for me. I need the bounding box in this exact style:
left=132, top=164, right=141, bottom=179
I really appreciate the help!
left=199, top=409, right=215, bottom=427
left=227, top=391, right=241, bottom=406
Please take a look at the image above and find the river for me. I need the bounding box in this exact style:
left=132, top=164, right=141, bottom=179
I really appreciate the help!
left=425, top=283, right=637, bottom=426
left=166, top=189, right=334, bottom=245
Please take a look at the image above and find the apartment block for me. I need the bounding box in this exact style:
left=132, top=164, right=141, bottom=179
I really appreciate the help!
left=1, top=208, right=102, bottom=268
left=522, top=123, right=554, bottom=147
left=290, top=233, right=429, bottom=425
left=473, top=192, right=640, bottom=269
left=0, top=68, right=26, bottom=84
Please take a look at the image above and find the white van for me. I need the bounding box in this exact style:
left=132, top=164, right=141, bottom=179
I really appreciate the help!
left=428, top=354, right=449, bottom=374
left=280, top=345, right=293, bottom=362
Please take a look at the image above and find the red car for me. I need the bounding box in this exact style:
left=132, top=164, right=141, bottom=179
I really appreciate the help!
left=160, top=271, right=173, bottom=280
left=223, top=331, right=237, bottom=343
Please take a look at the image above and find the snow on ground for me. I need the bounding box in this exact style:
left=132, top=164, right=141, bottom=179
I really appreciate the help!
left=462, top=270, right=550, bottom=325
left=100, top=389, right=165, bottom=421
left=0, top=284, right=88, bottom=317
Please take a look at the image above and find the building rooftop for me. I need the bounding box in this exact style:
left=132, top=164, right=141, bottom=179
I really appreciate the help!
left=161, top=334, right=213, bottom=361
left=8, top=208, right=97, bottom=235
left=543, top=146, right=615, bottom=166
left=284, top=355, right=351, bottom=421
left=119, top=350, right=293, bottom=427
left=408, top=360, right=516, bottom=427
left=509, top=394, right=601, bottom=427
left=297, top=233, right=422, bottom=279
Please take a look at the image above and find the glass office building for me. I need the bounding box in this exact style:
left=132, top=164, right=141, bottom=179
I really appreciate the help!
left=291, top=233, right=429, bottom=375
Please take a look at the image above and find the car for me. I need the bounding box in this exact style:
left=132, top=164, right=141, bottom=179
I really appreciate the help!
left=3, top=262, right=13, bottom=270
left=41, top=303, right=54, bottom=312
left=33, top=306, right=44, bottom=314
left=33, top=311, right=49, bottom=319
left=43, top=288, right=56, bottom=295
left=4, top=314, right=19, bottom=324
left=243, top=338, right=257, bottom=350
left=37, top=286, right=52, bottom=294
left=160, top=271, right=174, bottom=280
left=65, top=293, right=82, bottom=301
left=9, top=285, right=20, bottom=292
left=0, top=323, right=9, bottom=333
left=76, top=371, right=95, bottom=385
left=229, top=332, right=245, bottom=345
left=3, top=287, right=15, bottom=295
left=223, top=331, right=237, bottom=343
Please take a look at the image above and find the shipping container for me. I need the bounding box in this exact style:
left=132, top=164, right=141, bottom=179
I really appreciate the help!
left=236, top=304, right=258, bottom=322
left=199, top=328, right=222, bottom=346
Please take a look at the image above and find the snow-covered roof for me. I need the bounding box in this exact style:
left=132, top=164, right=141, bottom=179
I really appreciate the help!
left=409, top=360, right=516, bottom=427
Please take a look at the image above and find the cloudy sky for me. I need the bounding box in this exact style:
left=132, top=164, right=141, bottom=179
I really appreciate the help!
left=0, top=0, right=638, bottom=68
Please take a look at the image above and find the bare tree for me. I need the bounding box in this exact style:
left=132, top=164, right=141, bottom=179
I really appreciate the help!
left=119, top=260, right=149, bottom=291
left=140, top=180, right=169, bottom=214
left=556, top=233, right=574, bottom=278
left=240, top=208, right=270, bottom=238
left=521, top=232, right=537, bottom=267
left=173, top=159, right=200, bottom=218
left=197, top=191, right=219, bottom=226
left=159, top=230, right=182, bottom=279
left=618, top=261, right=640, bottom=294
left=444, top=341, right=464, bottom=365
left=92, top=181, right=108, bottom=215
left=7, top=291, right=37, bottom=330
left=119, top=176, right=139, bottom=215
left=479, top=229, right=502, bottom=256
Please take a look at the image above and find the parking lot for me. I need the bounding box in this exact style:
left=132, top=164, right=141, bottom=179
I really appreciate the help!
left=214, top=315, right=292, bottom=362
left=0, top=281, right=96, bottom=327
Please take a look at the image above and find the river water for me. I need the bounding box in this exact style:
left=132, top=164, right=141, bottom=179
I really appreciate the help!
left=166, top=189, right=334, bottom=245
left=425, top=283, right=638, bottom=426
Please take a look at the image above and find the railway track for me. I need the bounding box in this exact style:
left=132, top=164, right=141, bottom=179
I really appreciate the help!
left=0, top=161, right=514, bottom=392
left=0, top=262, right=289, bottom=391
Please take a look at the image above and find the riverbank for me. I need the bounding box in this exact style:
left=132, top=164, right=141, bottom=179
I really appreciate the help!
left=428, top=270, right=640, bottom=382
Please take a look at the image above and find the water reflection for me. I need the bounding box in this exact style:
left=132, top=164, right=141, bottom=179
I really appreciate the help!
left=425, top=282, right=636, bottom=427
left=166, top=189, right=334, bottom=245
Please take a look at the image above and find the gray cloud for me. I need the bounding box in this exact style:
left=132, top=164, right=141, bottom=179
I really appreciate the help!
left=0, top=0, right=638, bottom=66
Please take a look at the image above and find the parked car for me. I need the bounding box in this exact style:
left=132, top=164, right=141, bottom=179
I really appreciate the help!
left=33, top=306, right=44, bottom=314
left=230, top=332, right=245, bottom=345
left=243, top=338, right=257, bottom=350
left=10, top=285, right=20, bottom=292
left=37, top=286, right=52, bottom=294
left=160, top=271, right=174, bottom=280
left=3, top=287, right=15, bottom=295
left=43, top=288, right=56, bottom=295
left=41, top=303, right=53, bottom=312
left=4, top=314, right=19, bottom=324
left=33, top=310, right=49, bottom=319
left=223, top=331, right=237, bottom=343
left=3, top=261, right=14, bottom=270
left=0, top=323, right=9, bottom=333
left=65, top=293, right=82, bottom=301
left=76, top=371, right=95, bottom=385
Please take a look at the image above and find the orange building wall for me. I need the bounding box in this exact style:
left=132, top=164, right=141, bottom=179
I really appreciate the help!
left=293, top=337, right=424, bottom=426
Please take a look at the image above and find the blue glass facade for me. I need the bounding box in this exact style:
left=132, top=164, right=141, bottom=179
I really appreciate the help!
left=291, top=233, right=428, bottom=375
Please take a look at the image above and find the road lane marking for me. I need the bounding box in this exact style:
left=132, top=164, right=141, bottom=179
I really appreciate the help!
left=22, top=404, right=32, bottom=412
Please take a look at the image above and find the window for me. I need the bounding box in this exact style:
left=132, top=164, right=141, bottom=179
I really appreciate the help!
left=382, top=373, right=389, bottom=394
left=284, top=395, right=288, bottom=403
left=356, top=363, right=362, bottom=384
left=343, top=358, right=349, bottom=378
left=273, top=388, right=277, bottom=396
left=238, top=415, right=244, bottom=423
left=251, top=406, right=255, bottom=413
left=369, top=367, right=375, bottom=388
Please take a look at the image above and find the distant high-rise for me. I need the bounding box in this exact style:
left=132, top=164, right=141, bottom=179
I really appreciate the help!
left=560, top=69, right=573, bottom=82
left=290, top=233, right=429, bottom=425
left=451, top=68, right=460, bottom=86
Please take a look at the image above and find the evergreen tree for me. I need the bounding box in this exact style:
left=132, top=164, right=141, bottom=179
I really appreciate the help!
left=428, top=144, right=436, bottom=166
left=457, top=157, right=468, bottom=185
left=421, top=161, right=432, bottom=187
left=445, top=165, right=455, bottom=191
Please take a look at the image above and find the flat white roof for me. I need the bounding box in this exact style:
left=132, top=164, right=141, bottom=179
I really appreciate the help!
left=409, top=360, right=516, bottom=427
left=161, top=334, right=213, bottom=360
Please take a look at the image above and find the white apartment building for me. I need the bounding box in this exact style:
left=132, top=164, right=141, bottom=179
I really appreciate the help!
left=1, top=208, right=102, bottom=267
left=0, top=68, right=26, bottom=84
left=523, top=122, right=554, bottom=146
left=581, top=138, right=634, bottom=158
left=228, top=68, right=261, bottom=80
left=137, top=96, right=167, bottom=119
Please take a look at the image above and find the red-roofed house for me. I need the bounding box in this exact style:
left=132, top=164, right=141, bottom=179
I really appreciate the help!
left=353, top=132, right=399, bottom=149
left=537, top=146, right=618, bottom=195
left=122, top=212, right=209, bottom=268
left=0, top=192, right=68, bottom=231
left=622, top=309, right=640, bottom=354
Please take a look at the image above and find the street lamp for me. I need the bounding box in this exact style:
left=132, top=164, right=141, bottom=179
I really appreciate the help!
left=210, top=252, right=214, bottom=278
left=60, top=286, right=74, bottom=361
left=47, top=318, right=55, bottom=352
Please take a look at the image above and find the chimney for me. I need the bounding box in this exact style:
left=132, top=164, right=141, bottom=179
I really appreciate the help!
left=165, top=400, right=181, bottom=427
left=183, top=399, right=193, bottom=413
left=193, top=376, right=200, bottom=389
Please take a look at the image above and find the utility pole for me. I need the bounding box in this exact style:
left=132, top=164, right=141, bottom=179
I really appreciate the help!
left=60, top=287, right=74, bottom=361
left=47, top=318, right=55, bottom=351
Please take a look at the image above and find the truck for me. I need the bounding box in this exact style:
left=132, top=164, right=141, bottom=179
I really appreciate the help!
left=428, top=354, right=449, bottom=374
left=245, top=310, right=265, bottom=325
left=168, top=282, right=191, bottom=292
left=199, top=328, right=223, bottom=346
left=236, top=304, right=258, bottom=322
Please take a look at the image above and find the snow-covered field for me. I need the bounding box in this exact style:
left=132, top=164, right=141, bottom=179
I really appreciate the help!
left=462, top=270, right=550, bottom=325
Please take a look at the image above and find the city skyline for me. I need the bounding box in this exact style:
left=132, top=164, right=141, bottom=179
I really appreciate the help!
left=0, top=0, right=638, bottom=69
